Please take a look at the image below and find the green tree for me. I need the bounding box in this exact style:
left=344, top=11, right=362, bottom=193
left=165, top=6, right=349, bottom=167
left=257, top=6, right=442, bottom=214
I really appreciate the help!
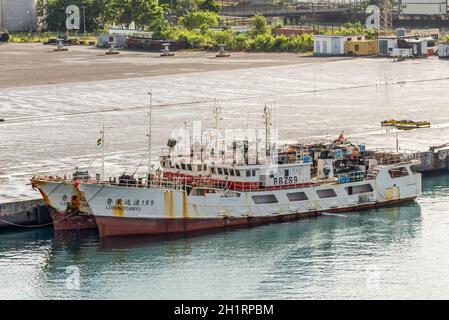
left=251, top=14, right=270, bottom=36
left=179, top=10, right=219, bottom=30
left=102, top=0, right=167, bottom=29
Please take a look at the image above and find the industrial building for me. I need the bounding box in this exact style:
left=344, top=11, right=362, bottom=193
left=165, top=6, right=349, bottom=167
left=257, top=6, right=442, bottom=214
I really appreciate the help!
left=0, top=0, right=37, bottom=32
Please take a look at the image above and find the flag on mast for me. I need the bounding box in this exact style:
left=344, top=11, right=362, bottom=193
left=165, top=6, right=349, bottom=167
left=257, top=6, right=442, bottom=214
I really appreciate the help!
left=97, top=137, right=102, bottom=145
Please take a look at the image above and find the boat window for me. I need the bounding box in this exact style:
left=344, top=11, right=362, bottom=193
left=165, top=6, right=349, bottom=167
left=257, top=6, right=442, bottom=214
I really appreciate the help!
left=270, top=171, right=274, bottom=178
left=190, top=189, right=205, bottom=196
left=252, top=194, right=278, bottom=204
left=222, top=191, right=241, bottom=198
left=346, top=184, right=373, bottom=195
left=203, top=164, right=207, bottom=171
left=211, top=167, right=216, bottom=174
left=196, top=164, right=202, bottom=172
left=317, top=189, right=337, bottom=198
left=246, top=170, right=251, bottom=177
left=223, top=168, right=229, bottom=175
left=218, top=168, right=223, bottom=175
left=181, top=163, right=186, bottom=170
left=287, top=192, right=308, bottom=201
left=230, top=169, right=235, bottom=176
left=176, top=163, right=180, bottom=169
left=388, top=167, right=409, bottom=178
left=252, top=170, right=256, bottom=176
left=187, top=164, right=192, bottom=171
left=236, top=170, right=241, bottom=177
left=284, top=169, right=289, bottom=177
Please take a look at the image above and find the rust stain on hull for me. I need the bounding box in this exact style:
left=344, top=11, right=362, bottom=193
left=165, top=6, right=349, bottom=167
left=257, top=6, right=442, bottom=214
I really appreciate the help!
left=164, top=191, right=176, bottom=218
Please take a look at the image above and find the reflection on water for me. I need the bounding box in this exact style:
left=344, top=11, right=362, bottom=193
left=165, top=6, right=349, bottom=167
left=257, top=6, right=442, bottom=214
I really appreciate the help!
left=1, top=175, right=449, bottom=299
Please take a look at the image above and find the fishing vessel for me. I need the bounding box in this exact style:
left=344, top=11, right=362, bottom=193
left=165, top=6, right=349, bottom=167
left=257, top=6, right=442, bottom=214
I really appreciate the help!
left=77, top=107, right=422, bottom=238
left=31, top=101, right=422, bottom=235
left=381, top=119, right=430, bottom=129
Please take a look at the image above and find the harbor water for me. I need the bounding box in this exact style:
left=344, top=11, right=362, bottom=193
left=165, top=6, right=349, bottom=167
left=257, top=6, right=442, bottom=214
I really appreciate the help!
left=0, top=173, right=448, bottom=299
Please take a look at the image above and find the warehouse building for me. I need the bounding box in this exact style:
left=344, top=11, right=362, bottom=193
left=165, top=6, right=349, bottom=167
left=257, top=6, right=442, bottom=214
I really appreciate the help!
left=0, top=0, right=37, bottom=32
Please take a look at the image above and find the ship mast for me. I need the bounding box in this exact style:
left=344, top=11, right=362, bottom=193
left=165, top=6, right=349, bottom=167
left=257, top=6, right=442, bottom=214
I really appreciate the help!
left=264, top=105, right=272, bottom=157
left=148, top=91, right=153, bottom=184
left=213, top=101, right=221, bottom=158
left=101, top=123, right=105, bottom=181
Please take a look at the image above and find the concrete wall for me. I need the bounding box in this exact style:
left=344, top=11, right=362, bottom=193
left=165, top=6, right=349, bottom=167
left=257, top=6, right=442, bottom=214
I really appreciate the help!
left=0, top=199, right=51, bottom=229
left=415, top=150, right=449, bottom=172
left=0, top=0, right=37, bottom=32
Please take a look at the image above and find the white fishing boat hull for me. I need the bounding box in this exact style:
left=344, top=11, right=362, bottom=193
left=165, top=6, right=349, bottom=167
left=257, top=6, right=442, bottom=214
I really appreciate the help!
left=78, top=164, right=421, bottom=237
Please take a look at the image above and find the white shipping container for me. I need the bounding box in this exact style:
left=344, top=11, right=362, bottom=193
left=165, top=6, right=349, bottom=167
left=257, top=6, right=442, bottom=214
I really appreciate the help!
left=439, top=43, right=449, bottom=58
left=313, top=35, right=345, bottom=56
left=401, top=0, right=447, bottom=15
left=392, top=48, right=413, bottom=58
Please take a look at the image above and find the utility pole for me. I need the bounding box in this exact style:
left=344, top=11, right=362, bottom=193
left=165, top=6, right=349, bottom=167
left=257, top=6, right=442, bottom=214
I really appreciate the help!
left=82, top=6, right=86, bottom=36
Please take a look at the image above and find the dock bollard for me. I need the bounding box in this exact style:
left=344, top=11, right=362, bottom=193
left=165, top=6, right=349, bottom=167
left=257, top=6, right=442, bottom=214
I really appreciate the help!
left=53, top=39, right=68, bottom=52
left=216, top=44, right=230, bottom=58
left=106, top=41, right=119, bottom=55
left=160, top=43, right=175, bottom=56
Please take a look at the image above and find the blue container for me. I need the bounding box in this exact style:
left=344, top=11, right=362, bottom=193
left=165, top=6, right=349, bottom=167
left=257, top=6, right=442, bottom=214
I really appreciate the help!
left=303, top=155, right=311, bottom=163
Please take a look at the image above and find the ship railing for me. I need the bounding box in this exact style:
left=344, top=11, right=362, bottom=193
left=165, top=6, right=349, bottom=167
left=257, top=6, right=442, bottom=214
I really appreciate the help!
left=31, top=175, right=97, bottom=183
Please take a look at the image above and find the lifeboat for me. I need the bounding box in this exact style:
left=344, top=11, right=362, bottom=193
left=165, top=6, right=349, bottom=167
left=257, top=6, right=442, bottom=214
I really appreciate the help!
left=381, top=119, right=430, bottom=129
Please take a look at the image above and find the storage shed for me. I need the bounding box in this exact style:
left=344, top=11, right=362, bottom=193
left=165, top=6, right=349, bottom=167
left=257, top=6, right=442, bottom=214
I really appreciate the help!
left=344, top=40, right=378, bottom=56
left=313, top=35, right=345, bottom=56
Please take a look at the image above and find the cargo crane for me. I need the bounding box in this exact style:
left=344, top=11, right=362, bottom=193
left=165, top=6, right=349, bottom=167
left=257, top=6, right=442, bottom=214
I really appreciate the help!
left=429, top=142, right=449, bottom=153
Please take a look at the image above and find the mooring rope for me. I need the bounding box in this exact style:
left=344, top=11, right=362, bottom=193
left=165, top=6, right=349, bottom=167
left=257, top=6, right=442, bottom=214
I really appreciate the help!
left=0, top=184, right=106, bottom=228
